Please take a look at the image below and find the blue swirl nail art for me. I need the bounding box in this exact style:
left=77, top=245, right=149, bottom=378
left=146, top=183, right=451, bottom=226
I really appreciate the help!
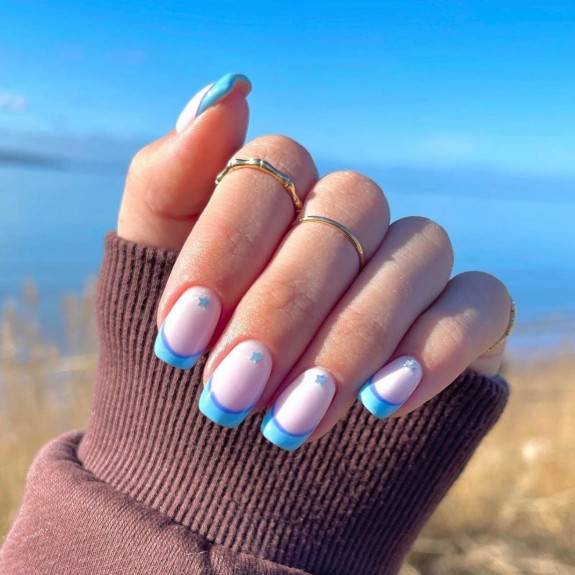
left=196, top=73, right=252, bottom=116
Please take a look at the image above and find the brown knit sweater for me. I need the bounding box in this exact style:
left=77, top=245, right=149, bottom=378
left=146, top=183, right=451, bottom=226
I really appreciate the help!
left=0, top=233, right=509, bottom=575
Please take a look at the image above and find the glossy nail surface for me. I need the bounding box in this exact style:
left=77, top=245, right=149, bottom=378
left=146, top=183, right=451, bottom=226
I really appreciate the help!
left=358, top=356, right=423, bottom=418
left=176, top=72, right=252, bottom=133
left=154, top=286, right=221, bottom=370
left=199, top=340, right=272, bottom=428
left=261, top=368, right=336, bottom=451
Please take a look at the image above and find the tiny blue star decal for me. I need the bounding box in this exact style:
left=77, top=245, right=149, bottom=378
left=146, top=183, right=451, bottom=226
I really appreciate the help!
left=403, top=358, right=418, bottom=373
left=250, top=351, right=263, bottom=364
left=197, top=296, right=210, bottom=308
left=315, top=373, right=327, bottom=385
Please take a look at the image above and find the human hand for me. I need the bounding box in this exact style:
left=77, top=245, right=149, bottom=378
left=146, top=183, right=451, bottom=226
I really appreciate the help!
left=118, top=73, right=513, bottom=451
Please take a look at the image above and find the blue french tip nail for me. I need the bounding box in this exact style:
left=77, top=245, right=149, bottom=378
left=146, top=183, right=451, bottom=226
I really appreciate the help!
left=199, top=377, right=253, bottom=428
left=154, top=326, right=202, bottom=370
left=357, top=378, right=402, bottom=419
left=357, top=357, right=423, bottom=419
left=197, top=72, right=252, bottom=116
left=261, top=409, right=312, bottom=452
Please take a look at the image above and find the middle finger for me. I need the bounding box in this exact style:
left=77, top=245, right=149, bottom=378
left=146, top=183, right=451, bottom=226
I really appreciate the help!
left=200, top=170, right=390, bottom=426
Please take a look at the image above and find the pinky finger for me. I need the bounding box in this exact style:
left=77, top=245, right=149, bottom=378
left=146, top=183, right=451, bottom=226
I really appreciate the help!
left=359, top=271, right=512, bottom=419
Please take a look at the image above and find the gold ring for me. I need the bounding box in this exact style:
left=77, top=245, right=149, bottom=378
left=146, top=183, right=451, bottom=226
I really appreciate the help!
left=215, top=158, right=303, bottom=211
left=295, top=215, right=365, bottom=270
left=487, top=298, right=516, bottom=352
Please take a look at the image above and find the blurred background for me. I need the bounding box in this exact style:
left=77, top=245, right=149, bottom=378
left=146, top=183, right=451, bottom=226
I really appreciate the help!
left=1, top=1, right=574, bottom=573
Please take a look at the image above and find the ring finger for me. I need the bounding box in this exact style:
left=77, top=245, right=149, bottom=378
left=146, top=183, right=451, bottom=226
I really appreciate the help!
left=263, top=216, right=454, bottom=449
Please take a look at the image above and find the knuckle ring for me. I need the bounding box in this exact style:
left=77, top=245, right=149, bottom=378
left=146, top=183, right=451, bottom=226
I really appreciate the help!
left=215, top=158, right=303, bottom=211
left=487, top=298, right=516, bottom=352
left=294, top=215, right=365, bottom=271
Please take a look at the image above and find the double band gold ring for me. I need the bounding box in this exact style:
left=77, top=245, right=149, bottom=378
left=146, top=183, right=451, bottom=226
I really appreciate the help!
left=215, top=158, right=303, bottom=211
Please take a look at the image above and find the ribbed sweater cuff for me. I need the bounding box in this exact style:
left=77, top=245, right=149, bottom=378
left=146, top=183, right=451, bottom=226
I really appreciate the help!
left=76, top=232, right=509, bottom=575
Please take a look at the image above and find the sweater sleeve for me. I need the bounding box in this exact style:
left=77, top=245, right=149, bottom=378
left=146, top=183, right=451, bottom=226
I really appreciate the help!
left=0, top=232, right=509, bottom=575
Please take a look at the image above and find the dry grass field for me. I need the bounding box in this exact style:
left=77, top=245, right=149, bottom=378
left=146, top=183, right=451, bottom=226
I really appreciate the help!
left=1, top=282, right=574, bottom=574
left=404, top=352, right=575, bottom=575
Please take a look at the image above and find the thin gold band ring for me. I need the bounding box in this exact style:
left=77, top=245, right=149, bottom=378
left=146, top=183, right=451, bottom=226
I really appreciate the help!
left=486, top=298, right=516, bottom=352
left=295, top=215, right=366, bottom=271
left=215, top=158, right=303, bottom=211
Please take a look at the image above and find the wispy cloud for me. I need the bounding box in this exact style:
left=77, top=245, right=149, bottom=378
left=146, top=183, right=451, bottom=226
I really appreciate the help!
left=0, top=92, right=27, bottom=112
left=417, top=135, right=477, bottom=162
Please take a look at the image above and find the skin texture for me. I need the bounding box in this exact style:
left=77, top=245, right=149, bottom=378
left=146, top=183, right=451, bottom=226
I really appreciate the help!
left=117, top=78, right=512, bottom=446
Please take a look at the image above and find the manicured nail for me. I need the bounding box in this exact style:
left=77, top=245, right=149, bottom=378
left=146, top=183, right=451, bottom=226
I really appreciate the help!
left=261, top=367, right=336, bottom=451
left=176, top=72, right=252, bottom=133
left=199, top=340, right=272, bottom=428
left=154, top=286, right=221, bottom=370
left=358, top=356, right=423, bottom=418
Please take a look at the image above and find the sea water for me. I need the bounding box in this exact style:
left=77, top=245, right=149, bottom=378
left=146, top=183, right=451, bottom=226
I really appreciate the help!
left=1, top=163, right=574, bottom=357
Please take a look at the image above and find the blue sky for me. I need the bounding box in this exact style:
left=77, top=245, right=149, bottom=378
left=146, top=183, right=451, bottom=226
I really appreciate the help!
left=1, top=0, right=575, bottom=175
left=1, top=1, right=575, bottom=349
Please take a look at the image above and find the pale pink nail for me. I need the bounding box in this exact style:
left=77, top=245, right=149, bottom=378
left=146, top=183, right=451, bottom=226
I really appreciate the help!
left=154, top=286, right=221, bottom=370
left=199, top=340, right=273, bottom=427
left=261, top=367, right=336, bottom=451
left=358, top=356, right=423, bottom=418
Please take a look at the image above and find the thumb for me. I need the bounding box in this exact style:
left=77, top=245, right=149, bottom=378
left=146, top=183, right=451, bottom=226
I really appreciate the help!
left=118, top=73, right=251, bottom=250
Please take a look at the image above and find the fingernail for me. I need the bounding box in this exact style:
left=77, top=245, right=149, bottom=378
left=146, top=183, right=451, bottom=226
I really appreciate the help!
left=261, top=368, right=336, bottom=451
left=176, top=72, right=252, bottom=133
left=154, top=287, right=221, bottom=370
left=199, top=340, right=272, bottom=428
left=358, top=356, right=423, bottom=418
